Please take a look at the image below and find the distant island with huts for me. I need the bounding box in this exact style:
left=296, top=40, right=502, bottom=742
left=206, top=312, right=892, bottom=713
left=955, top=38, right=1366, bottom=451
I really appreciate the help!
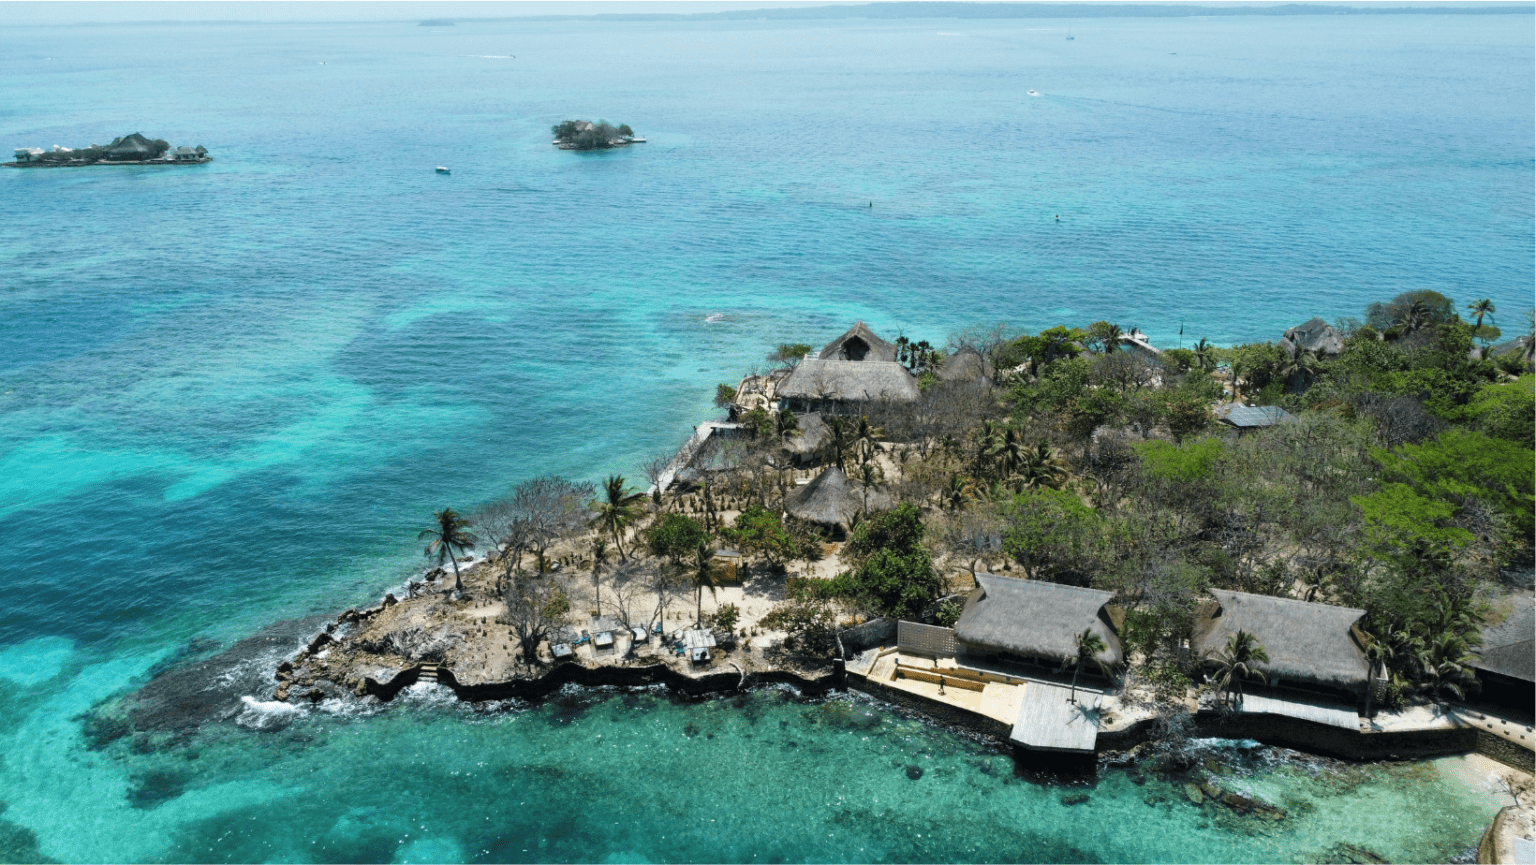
left=551, top=119, right=645, bottom=150
left=6, top=132, right=209, bottom=167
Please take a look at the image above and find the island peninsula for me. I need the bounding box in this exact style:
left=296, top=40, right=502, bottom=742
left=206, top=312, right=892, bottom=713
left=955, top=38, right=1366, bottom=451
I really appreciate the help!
left=115, top=297, right=1534, bottom=849
left=6, top=132, right=209, bottom=167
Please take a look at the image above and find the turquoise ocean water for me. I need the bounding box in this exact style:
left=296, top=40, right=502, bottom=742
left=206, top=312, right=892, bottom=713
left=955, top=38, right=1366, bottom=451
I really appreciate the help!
left=0, top=13, right=1530, bottom=862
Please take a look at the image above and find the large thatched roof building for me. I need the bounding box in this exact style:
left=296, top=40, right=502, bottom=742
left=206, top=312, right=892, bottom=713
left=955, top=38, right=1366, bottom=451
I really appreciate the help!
left=1474, top=593, right=1534, bottom=710
left=783, top=466, right=891, bottom=534
left=1280, top=317, right=1345, bottom=358
left=954, top=574, right=1122, bottom=672
left=818, top=321, right=897, bottom=363
left=1192, top=589, right=1369, bottom=701
left=777, top=359, right=918, bottom=414
left=781, top=412, right=829, bottom=463
left=102, top=133, right=163, bottom=161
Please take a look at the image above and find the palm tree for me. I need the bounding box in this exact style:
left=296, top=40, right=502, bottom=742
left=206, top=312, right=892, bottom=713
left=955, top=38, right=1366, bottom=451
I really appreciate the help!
left=894, top=335, right=911, bottom=368
left=1014, top=441, right=1068, bottom=491
left=1192, top=339, right=1217, bottom=373
left=1279, top=349, right=1321, bottom=391
left=419, top=508, right=476, bottom=593
left=590, top=537, right=610, bottom=614
left=914, top=340, right=934, bottom=371
left=1397, top=300, right=1432, bottom=334
left=856, top=462, right=883, bottom=518
left=1066, top=628, right=1112, bottom=704
left=826, top=417, right=851, bottom=472
left=1466, top=298, right=1495, bottom=328
left=942, top=473, right=982, bottom=511
left=592, top=475, right=646, bottom=560
left=854, top=416, right=883, bottom=467
left=1208, top=629, right=1270, bottom=709
left=971, top=420, right=1004, bottom=480
left=1417, top=630, right=1482, bottom=702
left=1097, top=323, right=1124, bottom=355
left=688, top=542, right=722, bottom=627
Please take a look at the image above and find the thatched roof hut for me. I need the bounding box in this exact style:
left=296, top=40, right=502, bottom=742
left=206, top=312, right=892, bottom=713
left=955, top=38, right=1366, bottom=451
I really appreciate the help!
left=1191, top=589, right=1369, bottom=698
left=1475, top=594, right=1533, bottom=684
left=784, top=466, right=891, bottom=530
left=954, top=574, right=1122, bottom=667
left=777, top=359, right=919, bottom=410
left=781, top=412, right=829, bottom=458
left=819, top=321, right=897, bottom=363
left=936, top=346, right=992, bottom=383
left=1280, top=317, right=1344, bottom=358
left=103, top=133, right=160, bottom=161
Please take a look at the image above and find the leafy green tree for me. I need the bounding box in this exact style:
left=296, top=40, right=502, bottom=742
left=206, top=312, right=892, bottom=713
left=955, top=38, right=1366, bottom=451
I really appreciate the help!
left=1440, top=375, right=1534, bottom=449
left=420, top=507, right=476, bottom=593
left=713, top=383, right=737, bottom=409
left=934, top=598, right=963, bottom=628
left=1087, top=321, right=1124, bottom=355
left=1207, top=629, right=1270, bottom=708
left=647, top=513, right=710, bottom=566
left=843, top=503, right=941, bottom=620
left=1364, top=290, right=1456, bottom=332
left=1163, top=347, right=1196, bottom=373
left=724, top=505, right=796, bottom=567
left=768, top=344, right=814, bottom=367
left=1226, top=342, right=1289, bottom=395
left=592, top=475, right=647, bottom=560
left=1159, top=390, right=1212, bottom=443
left=1001, top=488, right=1098, bottom=583
left=741, top=407, right=775, bottom=439
left=1371, top=428, right=1534, bottom=540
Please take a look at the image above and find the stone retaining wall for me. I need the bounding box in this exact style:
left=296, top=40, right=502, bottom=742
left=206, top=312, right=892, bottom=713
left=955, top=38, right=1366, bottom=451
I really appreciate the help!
left=362, top=660, right=840, bottom=703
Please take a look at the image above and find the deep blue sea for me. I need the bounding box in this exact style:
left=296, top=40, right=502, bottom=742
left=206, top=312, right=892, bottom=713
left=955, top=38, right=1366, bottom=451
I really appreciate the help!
left=0, top=12, right=1531, bottom=863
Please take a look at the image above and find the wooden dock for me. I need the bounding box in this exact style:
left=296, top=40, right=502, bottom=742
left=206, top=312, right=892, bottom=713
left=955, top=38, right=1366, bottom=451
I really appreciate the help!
left=1010, top=682, right=1101, bottom=753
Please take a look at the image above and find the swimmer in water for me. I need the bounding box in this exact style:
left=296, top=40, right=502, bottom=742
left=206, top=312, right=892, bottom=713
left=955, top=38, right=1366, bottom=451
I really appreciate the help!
left=1055, top=214, right=1061, bottom=221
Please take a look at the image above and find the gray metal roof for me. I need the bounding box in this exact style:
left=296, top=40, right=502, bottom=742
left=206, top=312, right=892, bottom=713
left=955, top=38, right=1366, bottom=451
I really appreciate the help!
left=1192, top=589, right=1369, bottom=695
left=1221, top=405, right=1298, bottom=429
left=778, top=359, right=919, bottom=403
left=954, top=574, right=1121, bottom=666
left=1475, top=594, right=1534, bottom=683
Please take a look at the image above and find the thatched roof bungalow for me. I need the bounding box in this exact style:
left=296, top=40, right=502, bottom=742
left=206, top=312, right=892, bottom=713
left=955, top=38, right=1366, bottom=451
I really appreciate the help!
left=1474, top=593, right=1534, bottom=710
left=783, top=466, right=891, bottom=535
left=777, top=359, right=918, bottom=415
left=1280, top=317, right=1344, bottom=358
left=781, top=412, right=829, bottom=463
left=954, top=574, right=1122, bottom=672
left=102, top=133, right=164, bottom=161
left=936, top=346, right=992, bottom=384
left=818, top=321, right=897, bottom=363
left=1191, top=589, right=1370, bottom=701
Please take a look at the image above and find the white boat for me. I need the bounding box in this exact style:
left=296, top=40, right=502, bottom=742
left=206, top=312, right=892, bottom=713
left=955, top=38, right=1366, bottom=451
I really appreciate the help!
left=435, top=166, right=450, bottom=174
left=1028, top=90, right=1039, bottom=97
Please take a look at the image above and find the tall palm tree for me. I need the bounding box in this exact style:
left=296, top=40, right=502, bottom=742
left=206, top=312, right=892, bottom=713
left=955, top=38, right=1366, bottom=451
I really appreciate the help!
left=1066, top=628, right=1112, bottom=704
left=1098, top=323, right=1124, bottom=355
left=1279, top=349, right=1321, bottom=391
left=826, top=417, right=851, bottom=472
left=1208, top=629, right=1270, bottom=708
left=894, top=335, right=911, bottom=368
left=854, top=415, right=883, bottom=467
left=1192, top=339, right=1217, bottom=373
left=591, top=475, right=646, bottom=561
left=914, top=340, right=934, bottom=371
left=420, top=508, right=476, bottom=593
left=688, top=542, right=722, bottom=627
left=942, top=473, right=982, bottom=511
left=1466, top=298, right=1496, bottom=330
left=1417, top=630, right=1482, bottom=702
left=971, top=420, right=1004, bottom=480
left=590, top=537, right=610, bottom=615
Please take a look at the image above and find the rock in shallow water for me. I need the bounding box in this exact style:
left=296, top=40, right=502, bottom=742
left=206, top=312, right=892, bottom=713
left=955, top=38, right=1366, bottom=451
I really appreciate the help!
left=906, top=765, right=923, bottom=780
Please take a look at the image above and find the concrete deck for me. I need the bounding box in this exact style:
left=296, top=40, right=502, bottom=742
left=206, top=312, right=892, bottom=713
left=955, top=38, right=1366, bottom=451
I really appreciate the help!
left=1010, top=682, right=1101, bottom=752
left=1239, top=692, right=1359, bottom=729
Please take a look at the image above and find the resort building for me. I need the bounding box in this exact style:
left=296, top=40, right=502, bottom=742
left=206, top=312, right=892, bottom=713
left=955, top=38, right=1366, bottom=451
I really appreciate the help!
left=1474, top=593, right=1534, bottom=712
left=784, top=466, right=892, bottom=536
left=953, top=575, right=1123, bottom=677
left=1191, top=589, right=1371, bottom=710
left=1216, top=404, right=1298, bottom=433
left=777, top=359, right=920, bottom=415
left=12, top=147, right=43, bottom=163
left=172, top=145, right=209, bottom=162
left=817, top=321, right=898, bottom=363
left=935, top=346, right=993, bottom=384
left=102, top=133, right=161, bottom=161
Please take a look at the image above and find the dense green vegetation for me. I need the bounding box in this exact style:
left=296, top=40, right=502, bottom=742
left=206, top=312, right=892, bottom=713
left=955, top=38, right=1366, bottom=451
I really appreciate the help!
left=551, top=119, right=636, bottom=150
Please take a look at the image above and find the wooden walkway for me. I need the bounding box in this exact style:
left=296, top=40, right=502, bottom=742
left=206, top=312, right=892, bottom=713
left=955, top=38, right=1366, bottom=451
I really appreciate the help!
left=1240, top=692, right=1359, bottom=729
left=1010, top=682, right=1101, bottom=753
left=646, top=421, right=742, bottom=496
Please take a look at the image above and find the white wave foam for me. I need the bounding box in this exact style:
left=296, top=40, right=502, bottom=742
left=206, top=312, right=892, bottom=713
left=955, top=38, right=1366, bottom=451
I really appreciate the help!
left=235, top=695, right=304, bottom=730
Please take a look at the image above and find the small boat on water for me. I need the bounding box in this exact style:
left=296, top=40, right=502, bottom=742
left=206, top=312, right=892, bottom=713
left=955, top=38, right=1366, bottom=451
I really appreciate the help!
left=435, top=166, right=450, bottom=174
left=1028, top=90, right=1039, bottom=97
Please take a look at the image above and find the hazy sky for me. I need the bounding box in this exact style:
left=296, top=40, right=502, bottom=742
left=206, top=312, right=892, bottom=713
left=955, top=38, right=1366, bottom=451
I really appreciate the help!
left=3, top=0, right=1510, bottom=27
left=0, top=1, right=876, bottom=26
